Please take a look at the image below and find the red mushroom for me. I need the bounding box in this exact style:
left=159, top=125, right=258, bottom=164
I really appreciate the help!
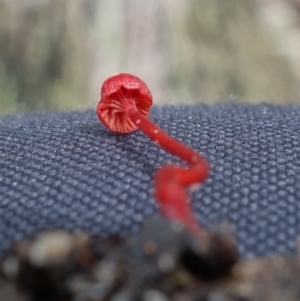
left=97, top=73, right=210, bottom=239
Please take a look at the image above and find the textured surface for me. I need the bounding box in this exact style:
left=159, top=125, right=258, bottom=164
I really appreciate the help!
left=0, top=104, right=300, bottom=257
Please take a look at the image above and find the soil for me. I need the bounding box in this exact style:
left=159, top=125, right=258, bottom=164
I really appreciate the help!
left=1, top=216, right=299, bottom=301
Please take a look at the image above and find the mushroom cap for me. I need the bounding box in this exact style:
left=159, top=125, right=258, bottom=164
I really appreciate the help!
left=97, top=73, right=153, bottom=133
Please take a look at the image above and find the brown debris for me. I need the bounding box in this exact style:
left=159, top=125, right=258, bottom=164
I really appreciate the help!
left=1, top=217, right=300, bottom=300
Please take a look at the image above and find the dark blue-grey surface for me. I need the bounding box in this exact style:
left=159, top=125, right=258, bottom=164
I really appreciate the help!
left=0, top=104, right=300, bottom=257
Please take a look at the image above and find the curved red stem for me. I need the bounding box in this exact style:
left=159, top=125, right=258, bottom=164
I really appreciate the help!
left=127, top=108, right=209, bottom=238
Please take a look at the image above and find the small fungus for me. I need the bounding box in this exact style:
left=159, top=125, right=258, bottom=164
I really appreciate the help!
left=97, top=73, right=210, bottom=238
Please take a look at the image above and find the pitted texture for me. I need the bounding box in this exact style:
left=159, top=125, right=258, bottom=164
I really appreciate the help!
left=0, top=104, right=300, bottom=257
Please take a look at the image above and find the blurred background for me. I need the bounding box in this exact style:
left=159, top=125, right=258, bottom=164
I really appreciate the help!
left=0, top=0, right=300, bottom=115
